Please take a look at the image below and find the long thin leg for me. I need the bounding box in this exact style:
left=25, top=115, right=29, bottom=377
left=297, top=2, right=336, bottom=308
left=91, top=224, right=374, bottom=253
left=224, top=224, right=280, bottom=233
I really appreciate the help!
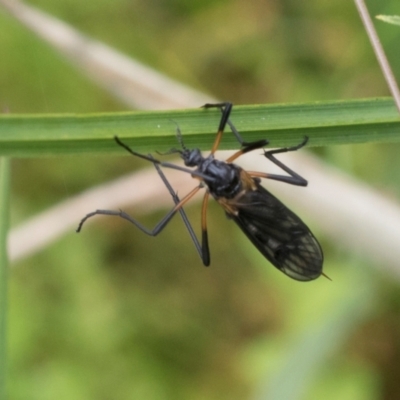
left=202, top=102, right=233, bottom=154
left=227, top=136, right=308, bottom=186
left=248, top=170, right=307, bottom=186
left=226, top=118, right=250, bottom=146
left=204, top=102, right=261, bottom=149
left=76, top=184, right=200, bottom=236
left=201, top=192, right=211, bottom=266
left=152, top=161, right=206, bottom=263
left=77, top=150, right=212, bottom=265
left=114, top=136, right=216, bottom=182
left=261, top=136, right=308, bottom=186
left=204, top=104, right=308, bottom=186
left=226, top=139, right=269, bottom=163
left=203, top=102, right=270, bottom=151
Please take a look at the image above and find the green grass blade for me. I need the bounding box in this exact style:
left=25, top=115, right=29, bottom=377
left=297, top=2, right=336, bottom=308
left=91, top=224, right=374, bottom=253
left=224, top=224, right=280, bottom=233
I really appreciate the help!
left=0, top=157, right=10, bottom=399
left=0, top=98, right=399, bottom=157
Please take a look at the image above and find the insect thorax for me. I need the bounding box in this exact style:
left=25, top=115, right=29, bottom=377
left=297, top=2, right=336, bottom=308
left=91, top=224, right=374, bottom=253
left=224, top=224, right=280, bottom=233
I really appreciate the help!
left=200, top=159, right=244, bottom=199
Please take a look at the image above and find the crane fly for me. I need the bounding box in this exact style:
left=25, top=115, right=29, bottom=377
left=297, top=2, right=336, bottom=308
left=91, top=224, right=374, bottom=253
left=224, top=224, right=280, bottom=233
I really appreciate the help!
left=77, top=103, right=324, bottom=281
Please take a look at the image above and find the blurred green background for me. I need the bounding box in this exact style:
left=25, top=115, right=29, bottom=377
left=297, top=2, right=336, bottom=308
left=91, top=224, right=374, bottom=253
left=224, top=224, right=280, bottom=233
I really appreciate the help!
left=2, top=0, right=400, bottom=399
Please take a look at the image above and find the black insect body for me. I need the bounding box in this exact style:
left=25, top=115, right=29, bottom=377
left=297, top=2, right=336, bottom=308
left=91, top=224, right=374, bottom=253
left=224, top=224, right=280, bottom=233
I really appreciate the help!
left=77, top=103, right=324, bottom=281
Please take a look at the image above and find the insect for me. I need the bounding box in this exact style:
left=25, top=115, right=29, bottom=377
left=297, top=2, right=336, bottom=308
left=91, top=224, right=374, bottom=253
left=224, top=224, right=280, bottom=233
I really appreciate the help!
left=77, top=102, right=324, bottom=281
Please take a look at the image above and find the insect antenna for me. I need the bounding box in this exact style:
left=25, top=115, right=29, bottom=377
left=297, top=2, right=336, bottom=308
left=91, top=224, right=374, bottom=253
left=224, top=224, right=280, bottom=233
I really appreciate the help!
left=156, top=120, right=188, bottom=157
left=173, top=122, right=188, bottom=150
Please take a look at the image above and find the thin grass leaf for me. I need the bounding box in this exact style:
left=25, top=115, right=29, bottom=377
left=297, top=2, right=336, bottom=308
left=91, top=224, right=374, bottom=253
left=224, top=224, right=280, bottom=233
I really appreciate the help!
left=0, top=98, right=399, bottom=157
left=0, top=157, right=10, bottom=399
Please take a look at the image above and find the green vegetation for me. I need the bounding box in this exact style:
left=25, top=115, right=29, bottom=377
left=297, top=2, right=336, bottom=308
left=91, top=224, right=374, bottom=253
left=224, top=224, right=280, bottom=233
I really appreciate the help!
left=0, top=158, right=10, bottom=400
left=2, top=1, right=400, bottom=399
left=0, top=98, right=399, bottom=157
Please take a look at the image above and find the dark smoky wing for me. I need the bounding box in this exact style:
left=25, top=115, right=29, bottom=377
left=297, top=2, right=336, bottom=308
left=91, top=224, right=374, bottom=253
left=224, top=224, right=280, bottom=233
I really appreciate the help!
left=230, top=185, right=323, bottom=281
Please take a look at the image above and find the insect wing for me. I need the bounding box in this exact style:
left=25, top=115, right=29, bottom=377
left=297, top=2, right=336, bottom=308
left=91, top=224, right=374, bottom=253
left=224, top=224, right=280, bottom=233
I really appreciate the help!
left=230, top=185, right=323, bottom=281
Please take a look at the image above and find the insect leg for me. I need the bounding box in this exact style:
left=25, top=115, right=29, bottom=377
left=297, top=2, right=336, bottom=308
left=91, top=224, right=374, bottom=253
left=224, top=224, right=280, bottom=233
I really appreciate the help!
left=76, top=185, right=201, bottom=236
left=201, top=192, right=211, bottom=266
left=152, top=161, right=209, bottom=265
left=226, top=139, right=269, bottom=163
left=226, top=118, right=252, bottom=146
left=202, top=102, right=233, bottom=154
left=260, top=136, right=309, bottom=186
left=203, top=102, right=262, bottom=147
left=265, top=136, right=309, bottom=156
left=114, top=136, right=216, bottom=182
